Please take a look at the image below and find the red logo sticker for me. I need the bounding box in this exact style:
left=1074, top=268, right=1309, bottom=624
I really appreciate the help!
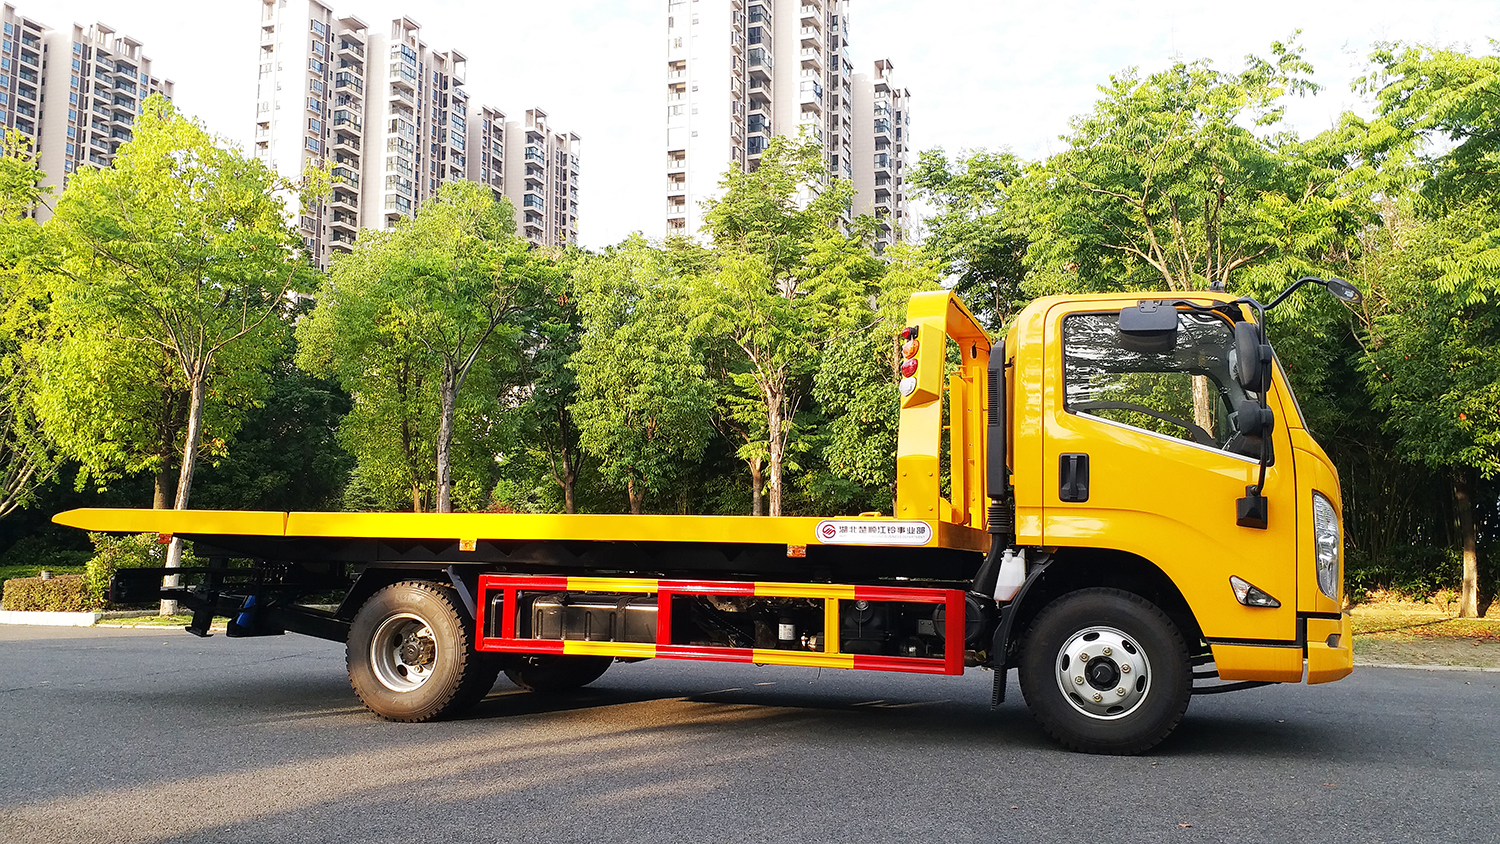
left=820, top=524, right=837, bottom=540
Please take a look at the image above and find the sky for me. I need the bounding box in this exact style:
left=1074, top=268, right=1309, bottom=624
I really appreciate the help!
left=37, top=0, right=1500, bottom=249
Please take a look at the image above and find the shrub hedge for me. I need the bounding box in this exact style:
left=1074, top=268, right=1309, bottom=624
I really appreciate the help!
left=83, top=532, right=183, bottom=608
left=0, top=574, right=89, bottom=612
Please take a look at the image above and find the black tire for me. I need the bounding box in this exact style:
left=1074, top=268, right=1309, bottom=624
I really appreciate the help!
left=504, top=654, right=613, bottom=693
left=347, top=581, right=500, bottom=722
left=1018, top=588, right=1191, bottom=755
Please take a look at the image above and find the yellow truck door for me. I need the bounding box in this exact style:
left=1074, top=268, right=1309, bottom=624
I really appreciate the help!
left=1037, top=299, right=1304, bottom=676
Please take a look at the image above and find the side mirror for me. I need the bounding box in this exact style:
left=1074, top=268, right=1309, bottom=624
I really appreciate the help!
left=1235, top=400, right=1275, bottom=436
left=1118, top=302, right=1178, bottom=353
left=1325, top=277, right=1362, bottom=304
left=1233, top=322, right=1261, bottom=390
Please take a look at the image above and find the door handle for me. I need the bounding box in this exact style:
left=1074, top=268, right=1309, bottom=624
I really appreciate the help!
left=1059, top=453, right=1089, bottom=502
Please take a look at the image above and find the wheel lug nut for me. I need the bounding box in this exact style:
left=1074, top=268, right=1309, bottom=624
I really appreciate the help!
left=1103, top=647, right=1112, bottom=656
left=1079, top=653, right=1089, bottom=662
left=1092, top=693, right=1103, bottom=702
left=1074, top=676, right=1084, bottom=685
left=1121, top=664, right=1131, bottom=673
left=1116, top=688, right=1126, bottom=696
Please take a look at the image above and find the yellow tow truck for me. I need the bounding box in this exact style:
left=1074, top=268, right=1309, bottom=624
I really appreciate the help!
left=55, top=277, right=1358, bottom=754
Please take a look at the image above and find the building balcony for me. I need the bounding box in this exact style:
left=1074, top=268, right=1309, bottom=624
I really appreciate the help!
left=333, top=113, right=362, bottom=132
left=666, top=202, right=686, bottom=217
left=332, top=166, right=360, bottom=188
left=667, top=156, right=686, bottom=171
left=335, top=73, right=364, bottom=94
left=338, top=40, right=365, bottom=59
left=331, top=191, right=359, bottom=210
left=389, top=65, right=417, bottom=90
left=748, top=49, right=773, bottom=80
left=333, top=133, right=362, bottom=152
left=667, top=179, right=685, bottom=195
left=800, top=49, right=822, bottom=71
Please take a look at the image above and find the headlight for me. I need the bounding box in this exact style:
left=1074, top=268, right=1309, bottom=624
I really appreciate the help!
left=1312, top=492, right=1340, bottom=602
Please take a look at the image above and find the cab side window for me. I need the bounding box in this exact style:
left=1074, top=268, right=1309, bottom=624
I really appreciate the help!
left=1063, top=312, right=1243, bottom=450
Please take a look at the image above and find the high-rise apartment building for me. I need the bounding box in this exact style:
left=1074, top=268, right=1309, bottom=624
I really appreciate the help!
left=664, top=0, right=909, bottom=250
left=502, top=108, right=580, bottom=248
left=0, top=5, right=173, bottom=218
left=851, top=58, right=910, bottom=248
left=255, top=0, right=578, bottom=267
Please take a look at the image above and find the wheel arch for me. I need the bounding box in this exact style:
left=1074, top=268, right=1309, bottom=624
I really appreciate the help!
left=338, top=565, right=469, bottom=622
left=1003, top=547, right=1205, bottom=668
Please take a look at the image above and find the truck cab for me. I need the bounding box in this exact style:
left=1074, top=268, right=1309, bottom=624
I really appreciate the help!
left=895, top=287, right=1352, bottom=750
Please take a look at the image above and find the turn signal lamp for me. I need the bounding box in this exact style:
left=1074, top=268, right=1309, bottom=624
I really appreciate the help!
left=1229, top=575, right=1281, bottom=608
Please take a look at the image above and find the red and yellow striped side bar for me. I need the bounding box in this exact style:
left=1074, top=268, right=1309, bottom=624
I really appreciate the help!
left=474, top=574, right=966, bottom=676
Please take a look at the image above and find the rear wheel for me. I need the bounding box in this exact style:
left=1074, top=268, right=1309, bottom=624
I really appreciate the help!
left=504, top=654, right=613, bottom=693
left=347, top=581, right=499, bottom=722
left=1018, top=588, right=1191, bottom=755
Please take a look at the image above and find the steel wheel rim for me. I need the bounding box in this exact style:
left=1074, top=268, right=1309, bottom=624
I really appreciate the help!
left=370, top=612, right=438, bottom=693
left=1053, top=625, right=1152, bottom=720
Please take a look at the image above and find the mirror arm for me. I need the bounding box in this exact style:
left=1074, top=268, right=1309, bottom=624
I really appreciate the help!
left=1265, top=275, right=1326, bottom=312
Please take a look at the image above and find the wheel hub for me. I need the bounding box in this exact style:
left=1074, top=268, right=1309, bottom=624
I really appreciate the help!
left=400, top=635, right=435, bottom=668
left=1054, top=626, right=1151, bottom=720
left=370, top=613, right=438, bottom=693
left=1085, top=656, right=1121, bottom=690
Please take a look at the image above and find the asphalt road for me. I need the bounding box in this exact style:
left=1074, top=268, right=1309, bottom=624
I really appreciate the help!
left=1, top=624, right=1496, bottom=844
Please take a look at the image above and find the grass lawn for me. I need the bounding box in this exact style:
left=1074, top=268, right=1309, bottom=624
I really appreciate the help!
left=96, top=613, right=228, bottom=631
left=0, top=564, right=88, bottom=584
left=1350, top=597, right=1500, bottom=669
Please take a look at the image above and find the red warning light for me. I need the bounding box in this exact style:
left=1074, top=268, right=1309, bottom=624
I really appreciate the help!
left=900, top=358, right=919, bottom=378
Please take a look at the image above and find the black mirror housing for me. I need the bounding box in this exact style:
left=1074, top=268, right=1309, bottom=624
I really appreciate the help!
left=1233, top=322, right=1261, bottom=390
left=1118, top=302, right=1178, bottom=353
left=1326, top=277, right=1362, bottom=304
left=1235, top=400, right=1275, bottom=436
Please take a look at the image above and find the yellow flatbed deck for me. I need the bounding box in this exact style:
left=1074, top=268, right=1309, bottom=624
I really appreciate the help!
left=52, top=509, right=991, bottom=553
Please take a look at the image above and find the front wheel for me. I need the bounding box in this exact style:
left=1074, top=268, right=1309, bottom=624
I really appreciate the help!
left=347, top=581, right=500, bottom=722
left=1018, top=588, right=1191, bottom=755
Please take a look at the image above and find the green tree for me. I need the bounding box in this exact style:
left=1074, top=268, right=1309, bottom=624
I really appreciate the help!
left=297, top=180, right=548, bottom=512
left=514, top=252, right=588, bottom=513
left=1350, top=43, right=1500, bottom=616
left=698, top=135, right=884, bottom=515
left=570, top=235, right=712, bottom=514
left=812, top=243, right=944, bottom=513
left=191, top=361, right=354, bottom=511
left=1363, top=42, right=1500, bottom=299
left=46, top=98, right=313, bottom=596
left=907, top=148, right=1028, bottom=330
left=0, top=131, right=58, bottom=518
left=1016, top=37, right=1370, bottom=295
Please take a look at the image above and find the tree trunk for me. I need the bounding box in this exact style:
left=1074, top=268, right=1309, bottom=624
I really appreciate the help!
left=411, top=485, right=424, bottom=513
left=1455, top=470, right=1479, bottom=619
left=152, top=461, right=174, bottom=510
left=1191, top=375, right=1215, bottom=436
left=435, top=370, right=458, bottom=513
left=765, top=383, right=784, bottom=517
left=627, top=475, right=643, bottom=515
left=562, top=451, right=577, bottom=514
left=749, top=456, right=764, bottom=517
left=162, top=369, right=208, bottom=616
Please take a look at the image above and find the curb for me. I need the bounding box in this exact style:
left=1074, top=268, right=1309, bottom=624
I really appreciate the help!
left=1355, top=661, right=1500, bottom=673
left=0, top=609, right=103, bottom=627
